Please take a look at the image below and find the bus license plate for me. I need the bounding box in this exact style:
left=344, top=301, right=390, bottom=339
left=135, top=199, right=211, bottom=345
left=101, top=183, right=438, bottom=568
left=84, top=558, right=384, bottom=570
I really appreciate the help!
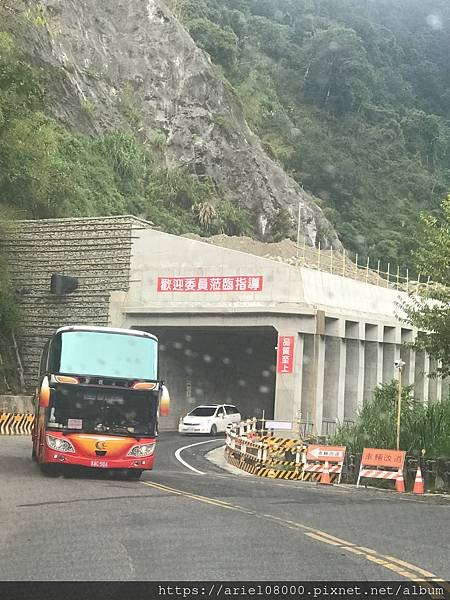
left=90, top=460, right=109, bottom=468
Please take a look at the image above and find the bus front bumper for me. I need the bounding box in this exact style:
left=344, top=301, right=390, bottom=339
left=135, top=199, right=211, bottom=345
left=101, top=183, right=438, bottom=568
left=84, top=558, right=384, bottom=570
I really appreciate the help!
left=43, top=448, right=154, bottom=470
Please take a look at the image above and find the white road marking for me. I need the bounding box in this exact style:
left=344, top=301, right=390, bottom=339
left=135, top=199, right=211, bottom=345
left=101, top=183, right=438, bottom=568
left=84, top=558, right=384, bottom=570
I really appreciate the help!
left=174, top=439, right=224, bottom=475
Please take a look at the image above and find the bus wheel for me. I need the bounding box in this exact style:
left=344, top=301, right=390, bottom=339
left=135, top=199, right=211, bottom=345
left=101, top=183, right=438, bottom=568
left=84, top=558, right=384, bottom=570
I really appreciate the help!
left=39, top=463, right=60, bottom=477
left=127, top=469, right=143, bottom=480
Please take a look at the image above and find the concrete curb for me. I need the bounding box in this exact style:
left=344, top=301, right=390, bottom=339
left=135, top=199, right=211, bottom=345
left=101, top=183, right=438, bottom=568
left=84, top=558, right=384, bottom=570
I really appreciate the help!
left=206, top=444, right=255, bottom=477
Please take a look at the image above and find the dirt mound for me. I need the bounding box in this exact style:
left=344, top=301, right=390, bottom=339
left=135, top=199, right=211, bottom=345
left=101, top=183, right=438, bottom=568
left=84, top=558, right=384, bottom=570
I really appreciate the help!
left=183, top=234, right=391, bottom=287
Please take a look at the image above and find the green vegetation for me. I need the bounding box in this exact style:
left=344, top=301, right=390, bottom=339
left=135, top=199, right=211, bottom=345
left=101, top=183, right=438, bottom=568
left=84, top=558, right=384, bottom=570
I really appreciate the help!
left=179, top=0, right=450, bottom=270
left=402, top=195, right=450, bottom=376
left=333, top=382, right=450, bottom=457
left=0, top=22, right=250, bottom=230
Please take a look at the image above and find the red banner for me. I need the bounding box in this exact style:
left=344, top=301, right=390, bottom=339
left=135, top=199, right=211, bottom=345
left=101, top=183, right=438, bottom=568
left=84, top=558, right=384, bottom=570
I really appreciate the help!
left=157, top=276, right=263, bottom=293
left=277, top=336, right=295, bottom=374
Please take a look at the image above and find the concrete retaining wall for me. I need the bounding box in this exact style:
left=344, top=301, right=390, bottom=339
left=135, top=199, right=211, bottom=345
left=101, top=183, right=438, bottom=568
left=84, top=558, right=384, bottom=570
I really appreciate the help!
left=0, top=395, right=34, bottom=413
left=1, top=216, right=151, bottom=391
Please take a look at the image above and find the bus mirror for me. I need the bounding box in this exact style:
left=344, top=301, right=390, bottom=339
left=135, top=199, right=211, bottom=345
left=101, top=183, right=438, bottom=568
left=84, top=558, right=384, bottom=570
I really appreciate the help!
left=39, top=376, right=50, bottom=408
left=160, top=385, right=170, bottom=417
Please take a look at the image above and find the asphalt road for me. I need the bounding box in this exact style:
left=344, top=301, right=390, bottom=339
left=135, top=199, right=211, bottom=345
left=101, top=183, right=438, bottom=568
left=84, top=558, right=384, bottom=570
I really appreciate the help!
left=0, top=433, right=449, bottom=582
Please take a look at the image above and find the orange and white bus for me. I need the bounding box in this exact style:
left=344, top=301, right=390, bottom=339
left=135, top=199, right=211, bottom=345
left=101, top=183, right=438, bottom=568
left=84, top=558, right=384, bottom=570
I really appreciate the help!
left=32, top=325, right=169, bottom=479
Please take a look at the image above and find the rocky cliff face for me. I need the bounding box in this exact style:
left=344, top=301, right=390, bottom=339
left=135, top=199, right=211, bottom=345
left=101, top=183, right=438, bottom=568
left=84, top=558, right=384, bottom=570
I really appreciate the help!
left=18, top=0, right=342, bottom=249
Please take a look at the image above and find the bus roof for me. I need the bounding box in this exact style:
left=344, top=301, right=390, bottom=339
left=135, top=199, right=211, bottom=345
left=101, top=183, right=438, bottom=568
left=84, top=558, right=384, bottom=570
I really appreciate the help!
left=54, top=325, right=158, bottom=342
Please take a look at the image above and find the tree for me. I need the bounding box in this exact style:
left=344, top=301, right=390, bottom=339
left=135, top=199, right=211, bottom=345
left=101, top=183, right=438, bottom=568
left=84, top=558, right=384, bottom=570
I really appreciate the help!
left=301, top=26, right=374, bottom=114
left=192, top=201, right=217, bottom=229
left=402, top=195, right=450, bottom=376
left=188, top=18, right=238, bottom=69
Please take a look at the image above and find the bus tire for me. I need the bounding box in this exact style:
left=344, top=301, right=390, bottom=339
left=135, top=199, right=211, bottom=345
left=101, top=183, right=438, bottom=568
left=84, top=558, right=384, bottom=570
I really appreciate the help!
left=39, top=463, right=60, bottom=477
left=127, top=469, right=143, bottom=480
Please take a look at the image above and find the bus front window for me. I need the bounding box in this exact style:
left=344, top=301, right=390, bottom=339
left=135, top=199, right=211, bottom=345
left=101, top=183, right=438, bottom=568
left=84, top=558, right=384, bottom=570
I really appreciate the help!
left=50, top=331, right=158, bottom=380
left=48, top=388, right=159, bottom=436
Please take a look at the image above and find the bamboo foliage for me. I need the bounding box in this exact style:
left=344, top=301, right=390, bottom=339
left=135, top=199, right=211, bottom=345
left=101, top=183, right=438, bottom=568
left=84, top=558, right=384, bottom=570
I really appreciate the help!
left=333, top=382, right=450, bottom=457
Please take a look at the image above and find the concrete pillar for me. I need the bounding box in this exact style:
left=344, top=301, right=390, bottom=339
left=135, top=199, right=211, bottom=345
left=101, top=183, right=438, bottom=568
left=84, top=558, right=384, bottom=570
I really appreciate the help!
left=423, top=353, right=430, bottom=404
left=414, top=352, right=431, bottom=404
left=436, top=375, right=442, bottom=402
left=364, top=324, right=383, bottom=404
left=295, top=334, right=304, bottom=421
left=273, top=328, right=304, bottom=427
left=364, top=342, right=377, bottom=404
left=337, top=338, right=346, bottom=424
left=314, top=335, right=325, bottom=435
left=377, top=342, right=384, bottom=384
left=428, top=358, right=439, bottom=403
left=344, top=339, right=364, bottom=421
left=401, top=329, right=415, bottom=387
left=383, top=326, right=401, bottom=384
left=382, top=344, right=397, bottom=383
left=401, top=346, right=416, bottom=386
left=322, top=335, right=346, bottom=435
left=298, top=313, right=326, bottom=435
left=299, top=333, right=315, bottom=432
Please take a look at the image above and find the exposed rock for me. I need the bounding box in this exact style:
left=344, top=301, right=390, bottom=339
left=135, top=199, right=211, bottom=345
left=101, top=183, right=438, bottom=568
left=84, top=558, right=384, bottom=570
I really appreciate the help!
left=16, top=0, right=342, bottom=249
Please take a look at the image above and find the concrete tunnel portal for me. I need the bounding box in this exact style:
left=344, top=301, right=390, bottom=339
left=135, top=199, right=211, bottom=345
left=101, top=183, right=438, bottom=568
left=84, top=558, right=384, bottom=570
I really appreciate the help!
left=135, top=326, right=277, bottom=429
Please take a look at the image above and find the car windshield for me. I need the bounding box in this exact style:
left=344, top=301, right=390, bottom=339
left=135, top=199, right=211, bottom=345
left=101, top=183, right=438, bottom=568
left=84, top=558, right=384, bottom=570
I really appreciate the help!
left=189, top=407, right=217, bottom=417
left=50, top=331, right=158, bottom=380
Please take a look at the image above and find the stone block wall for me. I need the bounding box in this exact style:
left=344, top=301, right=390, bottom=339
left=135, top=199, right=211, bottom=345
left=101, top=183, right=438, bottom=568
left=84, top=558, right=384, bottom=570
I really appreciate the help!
left=1, top=216, right=152, bottom=391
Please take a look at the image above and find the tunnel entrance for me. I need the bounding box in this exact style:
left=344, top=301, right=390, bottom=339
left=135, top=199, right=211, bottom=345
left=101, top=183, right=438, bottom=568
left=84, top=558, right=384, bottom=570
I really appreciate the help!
left=135, top=326, right=277, bottom=430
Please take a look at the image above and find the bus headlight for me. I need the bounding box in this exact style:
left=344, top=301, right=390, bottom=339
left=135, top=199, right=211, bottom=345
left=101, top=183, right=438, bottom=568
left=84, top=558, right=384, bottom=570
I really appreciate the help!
left=46, top=434, right=75, bottom=453
left=127, top=443, right=155, bottom=457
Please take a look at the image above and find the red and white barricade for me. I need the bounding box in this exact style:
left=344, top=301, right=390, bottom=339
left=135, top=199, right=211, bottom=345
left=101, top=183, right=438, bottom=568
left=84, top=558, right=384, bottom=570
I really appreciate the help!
left=302, top=445, right=346, bottom=484
left=357, top=448, right=406, bottom=488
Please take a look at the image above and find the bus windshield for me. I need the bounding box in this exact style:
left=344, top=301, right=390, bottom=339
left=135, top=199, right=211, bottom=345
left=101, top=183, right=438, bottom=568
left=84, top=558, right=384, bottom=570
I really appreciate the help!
left=50, top=331, right=158, bottom=380
left=48, top=387, right=159, bottom=436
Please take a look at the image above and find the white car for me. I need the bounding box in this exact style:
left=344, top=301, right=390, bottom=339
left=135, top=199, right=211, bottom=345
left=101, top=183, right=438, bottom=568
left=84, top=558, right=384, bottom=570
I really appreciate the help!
left=178, top=404, right=241, bottom=435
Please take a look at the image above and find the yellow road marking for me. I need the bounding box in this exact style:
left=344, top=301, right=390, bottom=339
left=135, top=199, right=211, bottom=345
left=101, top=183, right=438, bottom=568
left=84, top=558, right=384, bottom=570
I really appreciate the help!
left=383, top=556, right=438, bottom=579
left=304, top=532, right=341, bottom=546
left=141, top=481, right=240, bottom=511
left=141, top=480, right=445, bottom=584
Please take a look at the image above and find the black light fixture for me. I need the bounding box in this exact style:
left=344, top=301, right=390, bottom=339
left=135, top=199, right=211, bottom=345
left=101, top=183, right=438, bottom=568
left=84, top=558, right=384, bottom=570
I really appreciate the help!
left=50, top=274, right=79, bottom=295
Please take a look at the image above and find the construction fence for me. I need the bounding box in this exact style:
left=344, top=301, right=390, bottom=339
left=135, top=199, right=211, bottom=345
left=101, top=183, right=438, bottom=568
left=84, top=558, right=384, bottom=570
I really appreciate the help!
left=225, top=420, right=450, bottom=492
left=225, top=419, right=344, bottom=483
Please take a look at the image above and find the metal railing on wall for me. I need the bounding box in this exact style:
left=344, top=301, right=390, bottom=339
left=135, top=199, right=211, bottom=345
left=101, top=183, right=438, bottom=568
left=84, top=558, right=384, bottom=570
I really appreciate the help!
left=294, top=241, right=433, bottom=294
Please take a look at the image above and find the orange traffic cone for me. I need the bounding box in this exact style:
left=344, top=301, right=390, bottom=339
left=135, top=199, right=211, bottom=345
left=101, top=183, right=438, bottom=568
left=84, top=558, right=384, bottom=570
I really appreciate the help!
left=395, top=468, right=405, bottom=493
left=413, top=466, right=425, bottom=495
left=319, top=461, right=332, bottom=486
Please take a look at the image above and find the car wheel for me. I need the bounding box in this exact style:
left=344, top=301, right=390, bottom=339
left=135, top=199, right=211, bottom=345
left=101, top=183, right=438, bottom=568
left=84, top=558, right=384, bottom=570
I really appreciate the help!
left=210, top=424, right=217, bottom=436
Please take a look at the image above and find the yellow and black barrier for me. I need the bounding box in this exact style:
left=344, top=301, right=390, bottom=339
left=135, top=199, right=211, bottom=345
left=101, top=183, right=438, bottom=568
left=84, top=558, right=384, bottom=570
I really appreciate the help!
left=0, top=413, right=35, bottom=435
left=301, top=470, right=339, bottom=483
left=225, top=421, right=345, bottom=484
